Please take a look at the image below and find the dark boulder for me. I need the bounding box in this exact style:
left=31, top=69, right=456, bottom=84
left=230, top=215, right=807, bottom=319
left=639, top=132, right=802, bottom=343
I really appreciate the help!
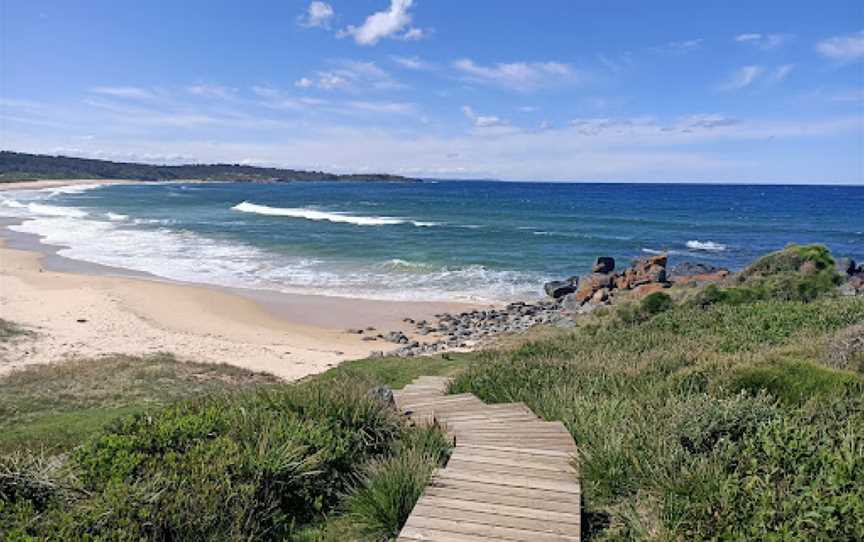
left=836, top=257, right=857, bottom=276
left=592, top=257, right=615, bottom=274
left=368, top=385, right=394, bottom=406
left=544, top=276, right=579, bottom=299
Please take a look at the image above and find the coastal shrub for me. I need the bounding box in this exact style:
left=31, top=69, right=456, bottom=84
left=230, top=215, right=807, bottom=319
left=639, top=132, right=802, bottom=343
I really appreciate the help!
left=694, top=244, right=842, bottom=307
left=823, top=324, right=864, bottom=373
left=342, top=425, right=452, bottom=540
left=673, top=391, right=778, bottom=454
left=741, top=243, right=835, bottom=278
left=664, top=399, right=864, bottom=541
left=0, top=319, right=31, bottom=342
left=451, top=285, right=864, bottom=539
left=725, top=360, right=864, bottom=406
left=0, top=378, right=407, bottom=540
left=615, top=292, right=674, bottom=324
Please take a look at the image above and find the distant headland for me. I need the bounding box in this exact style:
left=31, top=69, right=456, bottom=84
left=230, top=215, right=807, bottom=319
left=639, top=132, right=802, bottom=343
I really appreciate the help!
left=0, top=151, right=419, bottom=183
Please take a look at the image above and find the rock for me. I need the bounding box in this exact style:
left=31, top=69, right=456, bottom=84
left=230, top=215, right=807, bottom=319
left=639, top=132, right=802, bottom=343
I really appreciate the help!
left=76, top=318, right=88, bottom=323
left=560, top=292, right=584, bottom=313
left=592, top=257, right=616, bottom=274
left=361, top=336, right=377, bottom=342
left=673, top=270, right=729, bottom=285
left=590, top=287, right=610, bottom=304
left=368, top=385, right=394, bottom=406
left=369, top=350, right=385, bottom=358
left=631, top=282, right=669, bottom=299
left=836, top=258, right=857, bottom=276
left=670, top=262, right=724, bottom=278
left=345, top=328, right=363, bottom=334
left=544, top=276, right=578, bottom=299
left=640, top=254, right=668, bottom=268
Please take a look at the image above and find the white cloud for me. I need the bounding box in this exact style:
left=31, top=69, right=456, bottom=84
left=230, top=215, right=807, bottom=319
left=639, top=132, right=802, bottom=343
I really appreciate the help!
left=187, top=84, right=234, bottom=99
left=816, top=31, right=864, bottom=62
left=347, top=101, right=416, bottom=114
left=734, top=33, right=790, bottom=49
left=772, top=64, right=794, bottom=82
left=89, top=86, right=157, bottom=100
left=652, top=39, right=703, bottom=54
left=462, top=106, right=507, bottom=128
left=391, top=55, right=431, bottom=70
left=339, top=0, right=426, bottom=46
left=719, top=65, right=765, bottom=91
left=297, top=60, right=402, bottom=92
left=453, top=59, right=579, bottom=92
left=298, top=2, right=334, bottom=29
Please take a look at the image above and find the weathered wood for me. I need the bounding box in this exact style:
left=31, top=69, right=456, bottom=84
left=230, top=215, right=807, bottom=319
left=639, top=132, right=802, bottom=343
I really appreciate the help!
left=395, top=376, right=580, bottom=541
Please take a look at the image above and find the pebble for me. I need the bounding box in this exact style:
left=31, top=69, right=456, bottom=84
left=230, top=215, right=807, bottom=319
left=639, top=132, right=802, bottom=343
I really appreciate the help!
left=380, top=299, right=570, bottom=358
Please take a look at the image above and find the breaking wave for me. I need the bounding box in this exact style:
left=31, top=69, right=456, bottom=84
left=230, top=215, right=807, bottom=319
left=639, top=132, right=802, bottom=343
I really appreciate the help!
left=686, top=240, right=727, bottom=252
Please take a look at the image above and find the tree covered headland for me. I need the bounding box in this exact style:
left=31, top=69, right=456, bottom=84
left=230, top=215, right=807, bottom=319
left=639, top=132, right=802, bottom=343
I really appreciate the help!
left=0, top=151, right=418, bottom=183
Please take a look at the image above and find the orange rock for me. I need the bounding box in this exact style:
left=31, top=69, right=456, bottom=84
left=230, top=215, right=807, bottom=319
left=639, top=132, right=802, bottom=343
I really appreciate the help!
left=631, top=283, right=669, bottom=299
left=674, top=270, right=730, bottom=285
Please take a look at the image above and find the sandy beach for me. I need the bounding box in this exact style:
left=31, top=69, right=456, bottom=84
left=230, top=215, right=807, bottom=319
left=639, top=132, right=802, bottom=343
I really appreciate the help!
left=0, top=179, right=476, bottom=380
left=0, top=179, right=140, bottom=191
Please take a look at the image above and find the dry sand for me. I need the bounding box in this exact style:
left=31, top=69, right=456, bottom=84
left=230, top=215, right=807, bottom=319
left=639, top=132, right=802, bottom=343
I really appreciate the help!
left=0, top=179, right=478, bottom=380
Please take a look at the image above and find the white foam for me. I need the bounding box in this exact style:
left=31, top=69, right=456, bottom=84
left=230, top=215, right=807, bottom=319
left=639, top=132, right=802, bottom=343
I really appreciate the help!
left=9, top=212, right=543, bottom=303
left=43, top=183, right=104, bottom=196
left=0, top=197, right=26, bottom=209
left=26, top=203, right=89, bottom=218
left=232, top=201, right=405, bottom=226
left=106, top=212, right=129, bottom=221
left=686, top=240, right=727, bottom=252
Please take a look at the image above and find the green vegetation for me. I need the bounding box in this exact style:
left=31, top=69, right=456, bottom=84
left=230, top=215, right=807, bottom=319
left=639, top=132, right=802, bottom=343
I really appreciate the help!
left=450, top=245, right=864, bottom=540
left=0, top=354, right=280, bottom=453
left=0, top=319, right=32, bottom=342
left=2, top=244, right=863, bottom=540
left=0, top=151, right=417, bottom=183
left=694, top=244, right=842, bottom=305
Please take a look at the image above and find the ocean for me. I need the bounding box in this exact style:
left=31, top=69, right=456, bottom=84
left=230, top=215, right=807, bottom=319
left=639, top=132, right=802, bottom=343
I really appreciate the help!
left=1, top=181, right=862, bottom=302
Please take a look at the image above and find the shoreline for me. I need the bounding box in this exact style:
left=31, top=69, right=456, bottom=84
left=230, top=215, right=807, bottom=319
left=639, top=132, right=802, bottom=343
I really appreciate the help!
left=0, top=179, right=483, bottom=379
left=0, top=234, right=478, bottom=379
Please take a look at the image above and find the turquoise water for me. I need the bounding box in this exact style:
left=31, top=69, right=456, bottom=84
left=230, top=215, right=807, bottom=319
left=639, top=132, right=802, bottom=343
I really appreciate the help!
left=1, top=181, right=862, bottom=302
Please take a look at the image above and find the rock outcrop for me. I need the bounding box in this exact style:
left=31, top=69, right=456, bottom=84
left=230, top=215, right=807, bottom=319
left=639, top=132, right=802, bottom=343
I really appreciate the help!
left=553, top=254, right=672, bottom=313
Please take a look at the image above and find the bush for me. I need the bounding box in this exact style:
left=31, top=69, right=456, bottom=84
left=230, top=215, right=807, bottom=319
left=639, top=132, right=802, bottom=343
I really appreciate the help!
left=616, top=292, right=674, bottom=324
left=1, top=379, right=407, bottom=540
left=342, top=425, right=452, bottom=540
left=674, top=392, right=778, bottom=454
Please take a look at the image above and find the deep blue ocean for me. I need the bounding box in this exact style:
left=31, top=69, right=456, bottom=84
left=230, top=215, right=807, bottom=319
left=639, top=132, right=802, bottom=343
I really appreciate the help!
left=2, top=181, right=862, bottom=302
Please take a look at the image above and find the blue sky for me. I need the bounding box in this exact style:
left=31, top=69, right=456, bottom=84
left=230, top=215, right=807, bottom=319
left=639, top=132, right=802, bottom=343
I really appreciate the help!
left=2, top=1, right=863, bottom=183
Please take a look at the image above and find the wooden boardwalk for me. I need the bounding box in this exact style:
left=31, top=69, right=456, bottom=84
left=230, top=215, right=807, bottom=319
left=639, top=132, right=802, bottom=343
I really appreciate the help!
left=393, top=376, right=581, bottom=542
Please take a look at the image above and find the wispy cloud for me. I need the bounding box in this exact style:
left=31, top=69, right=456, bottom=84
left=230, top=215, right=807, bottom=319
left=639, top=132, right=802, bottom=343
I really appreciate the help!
left=297, top=1, right=334, bottom=29
left=462, top=105, right=507, bottom=128
left=651, top=39, right=703, bottom=54
left=771, top=64, right=794, bottom=82
left=391, top=55, right=432, bottom=70
left=339, top=0, right=426, bottom=46
left=453, top=59, right=580, bottom=92
left=186, top=84, right=235, bottom=99
left=89, top=86, right=158, bottom=100
left=816, top=31, right=864, bottom=62
left=296, top=60, right=403, bottom=92
left=734, top=33, right=791, bottom=49
left=719, top=65, right=765, bottom=91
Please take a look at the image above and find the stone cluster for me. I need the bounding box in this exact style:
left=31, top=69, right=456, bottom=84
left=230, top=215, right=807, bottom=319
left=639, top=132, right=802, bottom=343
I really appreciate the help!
left=548, top=254, right=676, bottom=314
left=365, top=302, right=567, bottom=358
left=838, top=258, right=864, bottom=296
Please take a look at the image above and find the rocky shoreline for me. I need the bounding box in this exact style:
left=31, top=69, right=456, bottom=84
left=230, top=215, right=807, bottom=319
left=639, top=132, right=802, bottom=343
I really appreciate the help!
left=349, top=252, right=864, bottom=358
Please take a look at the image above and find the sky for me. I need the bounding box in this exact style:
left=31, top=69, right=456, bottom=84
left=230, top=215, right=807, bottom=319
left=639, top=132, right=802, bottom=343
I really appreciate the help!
left=1, top=0, right=863, bottom=183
